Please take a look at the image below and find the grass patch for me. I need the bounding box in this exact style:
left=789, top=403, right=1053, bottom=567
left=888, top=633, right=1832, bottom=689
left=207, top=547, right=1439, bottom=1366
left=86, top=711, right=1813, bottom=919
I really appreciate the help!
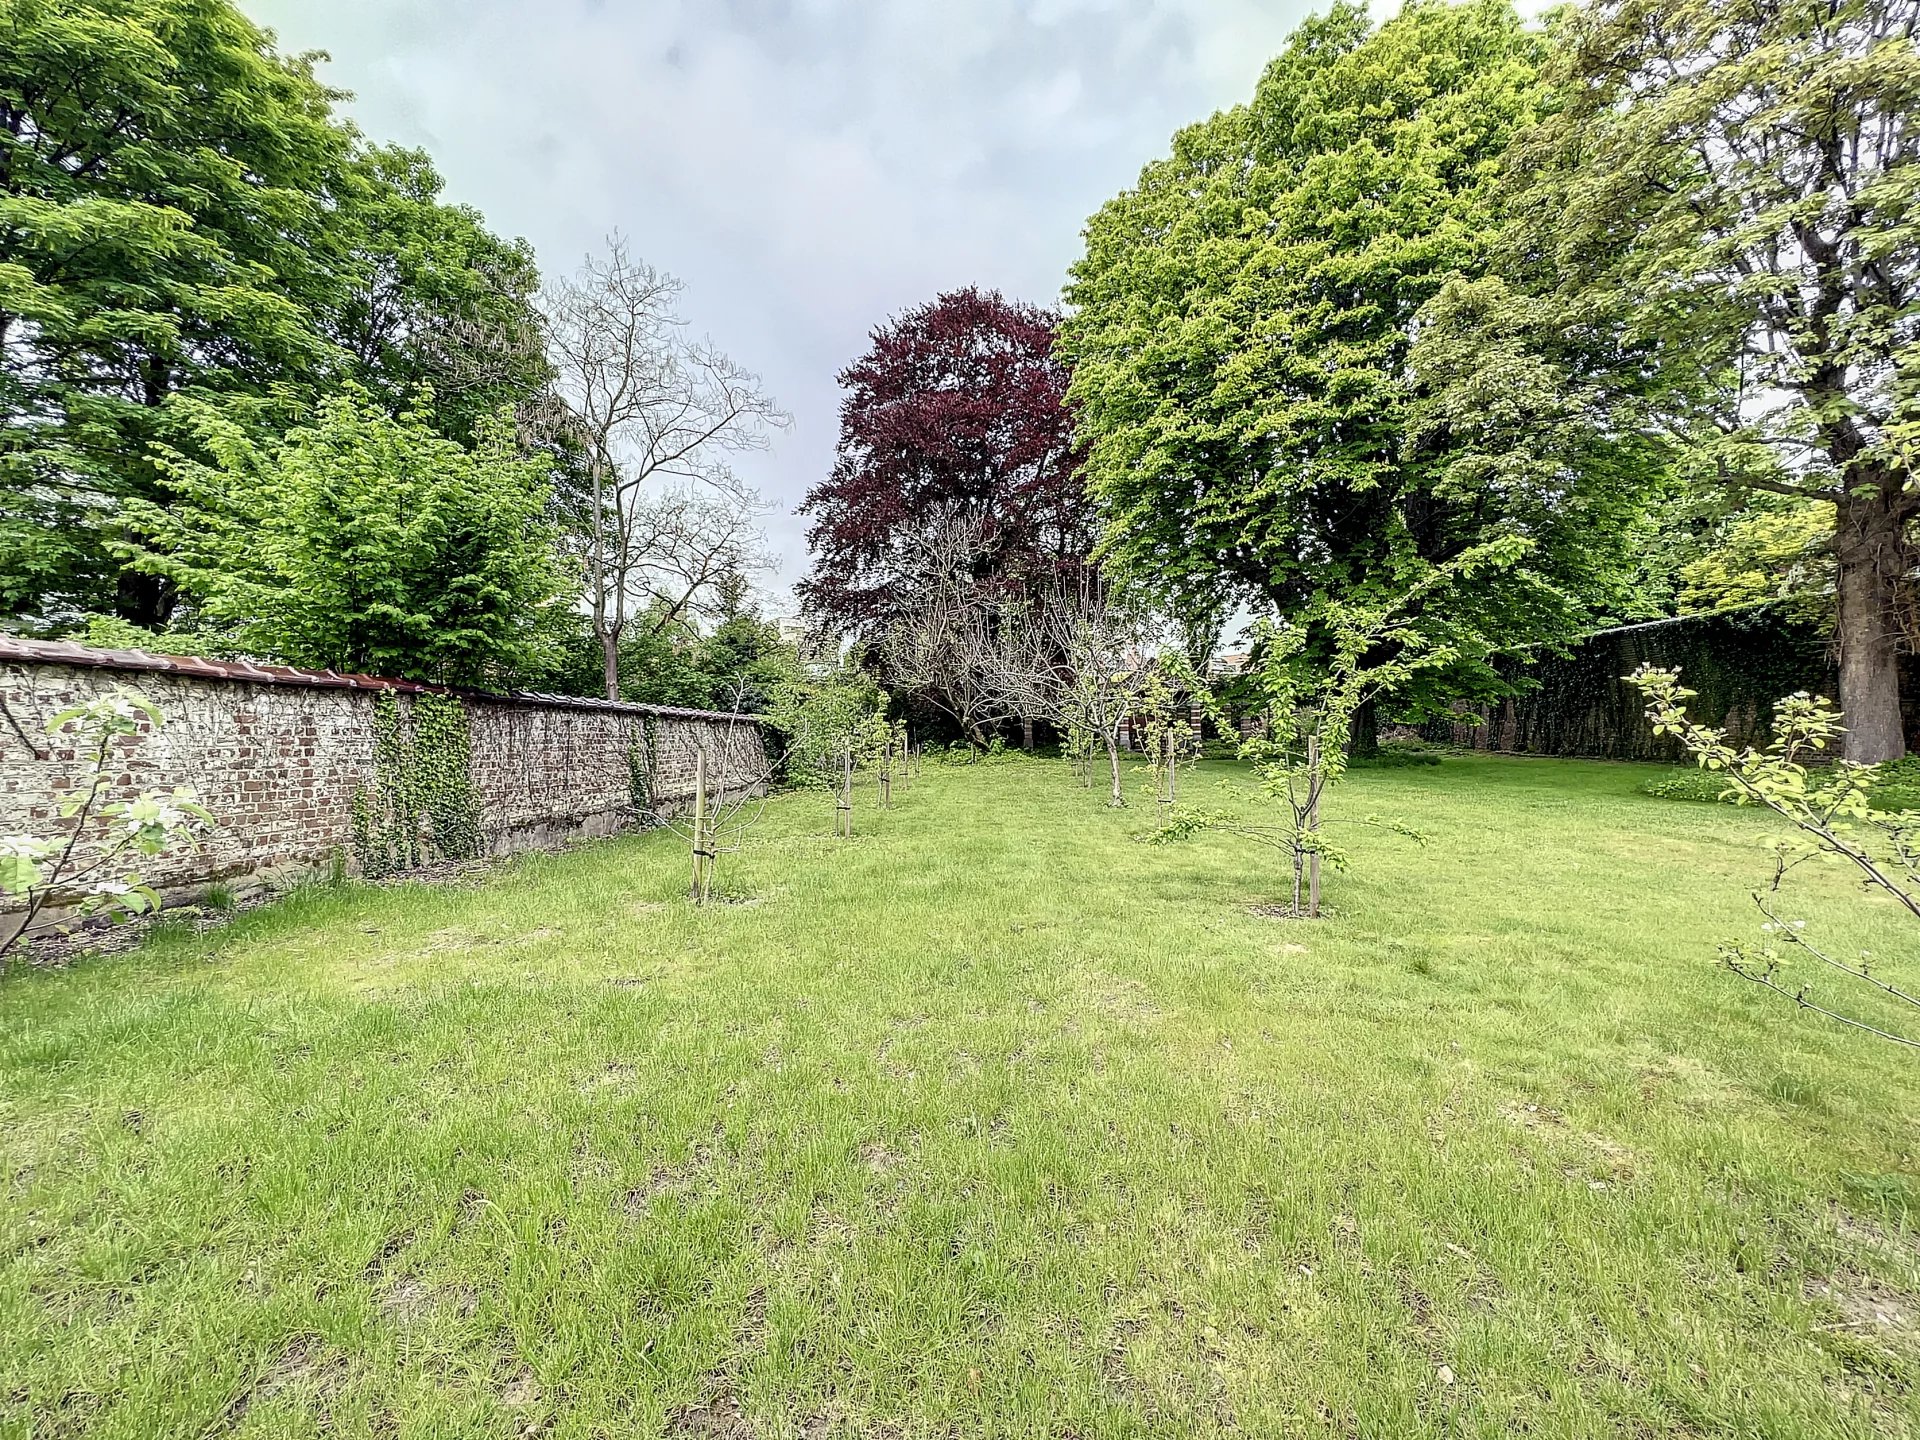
left=4, top=755, right=1919, bottom=1437
left=1643, top=753, right=1920, bottom=811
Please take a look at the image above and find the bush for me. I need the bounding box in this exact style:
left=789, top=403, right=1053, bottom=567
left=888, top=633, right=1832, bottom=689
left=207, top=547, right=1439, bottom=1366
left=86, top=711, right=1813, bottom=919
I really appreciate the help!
left=1641, top=767, right=1735, bottom=803
left=1349, top=740, right=1443, bottom=769
left=1644, top=756, right=1920, bottom=811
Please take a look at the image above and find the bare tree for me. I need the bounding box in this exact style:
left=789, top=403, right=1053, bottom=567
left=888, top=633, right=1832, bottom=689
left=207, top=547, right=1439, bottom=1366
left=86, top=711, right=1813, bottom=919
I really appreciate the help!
left=1000, top=574, right=1164, bottom=806
left=541, top=235, right=788, bottom=698
left=882, top=517, right=1017, bottom=749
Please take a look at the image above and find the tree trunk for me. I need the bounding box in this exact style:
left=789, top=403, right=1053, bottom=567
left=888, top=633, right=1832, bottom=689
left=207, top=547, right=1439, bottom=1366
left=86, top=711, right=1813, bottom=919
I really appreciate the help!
left=1835, top=492, right=1907, bottom=762
left=1021, top=716, right=1034, bottom=750
left=1105, top=735, right=1124, bottom=807
left=1348, top=699, right=1378, bottom=759
left=600, top=627, right=621, bottom=702
left=113, top=569, right=170, bottom=630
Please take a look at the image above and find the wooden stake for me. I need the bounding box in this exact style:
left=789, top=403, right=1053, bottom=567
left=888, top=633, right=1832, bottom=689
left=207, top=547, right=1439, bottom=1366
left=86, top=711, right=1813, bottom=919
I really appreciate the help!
left=692, top=747, right=708, bottom=902
left=836, top=747, right=853, bottom=838
left=1305, top=735, right=1321, bottom=919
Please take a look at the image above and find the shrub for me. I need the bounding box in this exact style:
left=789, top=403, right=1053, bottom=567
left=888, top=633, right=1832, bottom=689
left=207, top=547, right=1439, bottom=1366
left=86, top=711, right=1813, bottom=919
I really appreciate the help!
left=1631, top=665, right=1920, bottom=1048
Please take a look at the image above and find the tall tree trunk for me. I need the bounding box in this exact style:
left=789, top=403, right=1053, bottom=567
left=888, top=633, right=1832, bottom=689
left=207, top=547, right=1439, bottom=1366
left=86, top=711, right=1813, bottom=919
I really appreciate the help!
left=113, top=570, right=169, bottom=630
left=1348, top=698, right=1378, bottom=759
left=600, top=627, right=620, bottom=702
left=1835, top=491, right=1907, bottom=762
left=1105, top=734, right=1124, bottom=807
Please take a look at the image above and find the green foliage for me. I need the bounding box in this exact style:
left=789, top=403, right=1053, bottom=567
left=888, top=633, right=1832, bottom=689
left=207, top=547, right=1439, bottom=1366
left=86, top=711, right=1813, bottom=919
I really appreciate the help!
left=0, top=685, right=211, bottom=968
left=527, top=604, right=794, bottom=714
left=326, top=146, right=551, bottom=446
left=1348, top=741, right=1443, bottom=770
left=350, top=692, right=481, bottom=879
left=1645, top=748, right=1920, bottom=812
left=628, top=716, right=657, bottom=816
left=1640, top=767, right=1737, bottom=805
left=66, top=615, right=228, bottom=659
left=0, top=0, right=353, bottom=622
left=1134, top=663, right=1196, bottom=805
left=1480, top=0, right=1920, bottom=500
left=128, top=390, right=574, bottom=686
left=1425, top=0, right=1920, bottom=756
left=1676, top=499, right=1834, bottom=629
left=1633, top=666, right=1920, bottom=1045
left=1436, top=602, right=1835, bottom=761
left=1061, top=0, right=1648, bottom=699
left=0, top=0, right=550, bottom=628
left=1158, top=549, right=1514, bottom=914
left=765, top=664, right=887, bottom=790
left=622, top=612, right=793, bottom=712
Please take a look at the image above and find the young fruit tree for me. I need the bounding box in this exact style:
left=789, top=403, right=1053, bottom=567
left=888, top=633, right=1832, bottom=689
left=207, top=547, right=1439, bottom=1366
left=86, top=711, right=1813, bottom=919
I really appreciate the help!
left=656, top=682, right=777, bottom=906
left=1135, top=662, right=1198, bottom=807
left=1158, top=543, right=1524, bottom=916
left=996, top=577, right=1163, bottom=807
left=767, top=666, right=890, bottom=839
left=1, top=689, right=211, bottom=970
left=1632, top=666, right=1920, bottom=1048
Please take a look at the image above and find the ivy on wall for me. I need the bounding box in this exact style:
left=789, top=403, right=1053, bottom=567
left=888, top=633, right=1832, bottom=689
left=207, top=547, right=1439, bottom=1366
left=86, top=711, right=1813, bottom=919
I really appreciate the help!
left=627, top=714, right=657, bottom=817
left=351, top=691, right=482, bottom=877
left=1427, top=604, right=1835, bottom=760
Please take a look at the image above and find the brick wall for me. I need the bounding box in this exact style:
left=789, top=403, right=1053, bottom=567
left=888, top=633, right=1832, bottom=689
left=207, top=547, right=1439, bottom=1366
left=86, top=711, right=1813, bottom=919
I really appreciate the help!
left=1, top=642, right=767, bottom=917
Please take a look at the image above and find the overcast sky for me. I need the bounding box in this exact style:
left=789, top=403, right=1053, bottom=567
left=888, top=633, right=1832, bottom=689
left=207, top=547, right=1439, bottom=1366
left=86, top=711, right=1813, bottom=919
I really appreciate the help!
left=245, top=0, right=1323, bottom=612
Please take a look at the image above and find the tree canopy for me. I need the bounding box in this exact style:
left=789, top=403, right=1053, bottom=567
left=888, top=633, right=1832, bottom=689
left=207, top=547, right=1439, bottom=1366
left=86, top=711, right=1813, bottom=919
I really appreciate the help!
left=128, top=390, right=573, bottom=687
left=1416, top=0, right=1920, bottom=757
left=1060, top=0, right=1659, bottom=701
left=0, top=0, right=550, bottom=630
left=798, top=287, right=1094, bottom=642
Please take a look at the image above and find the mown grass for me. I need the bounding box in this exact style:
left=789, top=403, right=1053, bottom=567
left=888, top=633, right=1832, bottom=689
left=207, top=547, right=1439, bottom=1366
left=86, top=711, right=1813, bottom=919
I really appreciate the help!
left=4, top=753, right=1920, bottom=1438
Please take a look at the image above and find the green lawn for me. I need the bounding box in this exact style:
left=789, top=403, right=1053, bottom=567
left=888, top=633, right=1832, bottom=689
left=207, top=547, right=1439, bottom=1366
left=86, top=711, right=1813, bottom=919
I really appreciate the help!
left=5, top=754, right=1920, bottom=1438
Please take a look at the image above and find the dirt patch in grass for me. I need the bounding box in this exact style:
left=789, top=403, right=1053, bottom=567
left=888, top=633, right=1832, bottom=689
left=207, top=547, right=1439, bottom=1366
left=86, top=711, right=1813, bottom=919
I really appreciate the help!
left=1497, top=1100, right=1567, bottom=1131
left=1805, top=1270, right=1920, bottom=1349
left=377, top=1275, right=477, bottom=1325
left=377, top=857, right=502, bottom=889
left=667, top=1389, right=752, bottom=1437
left=221, top=1335, right=349, bottom=1429
left=1247, top=904, right=1320, bottom=921
left=364, top=1228, right=413, bottom=1282
left=499, top=1365, right=541, bottom=1407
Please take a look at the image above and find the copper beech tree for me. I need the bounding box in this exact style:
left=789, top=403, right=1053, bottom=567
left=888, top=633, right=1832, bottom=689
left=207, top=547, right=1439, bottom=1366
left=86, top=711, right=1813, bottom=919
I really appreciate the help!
left=797, top=287, right=1095, bottom=647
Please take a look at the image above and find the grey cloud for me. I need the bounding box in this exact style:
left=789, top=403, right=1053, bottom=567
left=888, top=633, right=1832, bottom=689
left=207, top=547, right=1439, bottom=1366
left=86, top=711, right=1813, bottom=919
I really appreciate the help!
left=245, top=0, right=1320, bottom=606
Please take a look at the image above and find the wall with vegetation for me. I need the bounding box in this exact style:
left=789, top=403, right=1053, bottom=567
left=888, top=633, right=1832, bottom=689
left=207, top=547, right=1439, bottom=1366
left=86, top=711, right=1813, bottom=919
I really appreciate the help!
left=1, top=646, right=766, bottom=908
left=1426, top=606, right=1836, bottom=760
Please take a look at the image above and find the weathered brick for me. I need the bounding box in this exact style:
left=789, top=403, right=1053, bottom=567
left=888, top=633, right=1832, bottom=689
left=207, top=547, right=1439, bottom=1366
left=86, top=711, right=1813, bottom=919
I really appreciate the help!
left=1, top=659, right=767, bottom=922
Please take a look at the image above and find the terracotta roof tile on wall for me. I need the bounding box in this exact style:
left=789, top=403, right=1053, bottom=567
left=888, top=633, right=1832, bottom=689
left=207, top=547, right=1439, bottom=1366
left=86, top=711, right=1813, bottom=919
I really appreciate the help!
left=0, top=636, right=759, bottom=724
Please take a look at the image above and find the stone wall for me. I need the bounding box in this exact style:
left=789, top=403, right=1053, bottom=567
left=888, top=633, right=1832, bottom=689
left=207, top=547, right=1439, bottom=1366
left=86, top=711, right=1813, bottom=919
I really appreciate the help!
left=0, top=640, right=767, bottom=918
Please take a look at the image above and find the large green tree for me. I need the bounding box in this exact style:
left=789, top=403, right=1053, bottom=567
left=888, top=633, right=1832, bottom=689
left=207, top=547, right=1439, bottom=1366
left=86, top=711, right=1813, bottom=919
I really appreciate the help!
left=328, top=145, right=550, bottom=446
left=0, top=0, right=550, bottom=629
left=1060, top=0, right=1657, bottom=702
left=0, top=0, right=349, bottom=622
left=128, top=390, right=574, bottom=687
left=1421, top=0, right=1920, bottom=759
